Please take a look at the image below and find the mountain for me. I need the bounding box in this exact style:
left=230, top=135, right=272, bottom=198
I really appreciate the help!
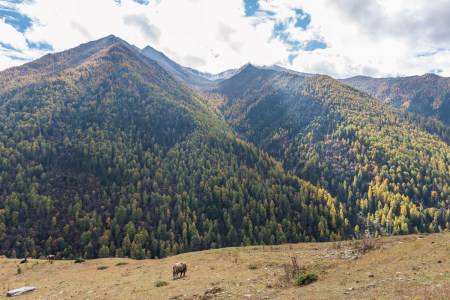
left=193, top=67, right=240, bottom=81
left=216, top=64, right=450, bottom=236
left=140, top=45, right=244, bottom=90
left=0, top=36, right=345, bottom=259
left=140, top=45, right=312, bottom=90
left=140, top=45, right=213, bottom=89
left=341, top=74, right=450, bottom=126
left=0, top=36, right=448, bottom=261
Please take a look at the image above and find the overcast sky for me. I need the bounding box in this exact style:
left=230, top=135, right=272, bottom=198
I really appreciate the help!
left=1, top=0, right=450, bottom=78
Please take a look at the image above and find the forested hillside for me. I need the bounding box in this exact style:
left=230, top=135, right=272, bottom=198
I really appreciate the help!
left=0, top=36, right=448, bottom=261
left=341, top=74, right=450, bottom=126
left=0, top=36, right=345, bottom=259
left=217, top=65, right=450, bottom=237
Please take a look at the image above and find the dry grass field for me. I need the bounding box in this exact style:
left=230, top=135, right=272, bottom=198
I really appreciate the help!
left=0, top=233, right=449, bottom=300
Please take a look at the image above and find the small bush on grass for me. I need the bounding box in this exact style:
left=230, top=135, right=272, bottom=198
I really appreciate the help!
left=248, top=263, right=258, bottom=270
left=296, top=272, right=318, bottom=286
left=115, top=262, right=128, bottom=266
left=155, top=280, right=168, bottom=287
left=97, top=266, right=109, bottom=270
left=361, top=234, right=376, bottom=253
left=283, top=256, right=302, bottom=280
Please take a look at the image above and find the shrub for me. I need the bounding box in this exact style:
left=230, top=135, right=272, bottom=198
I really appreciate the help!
left=115, top=262, right=128, bottom=266
left=282, top=256, right=302, bottom=281
left=332, top=241, right=342, bottom=249
left=277, top=255, right=306, bottom=288
left=296, top=272, right=318, bottom=286
left=155, top=280, right=168, bottom=287
left=248, top=263, right=258, bottom=270
left=360, top=231, right=376, bottom=253
left=362, top=237, right=375, bottom=250
left=97, top=266, right=109, bottom=270
left=74, top=258, right=85, bottom=263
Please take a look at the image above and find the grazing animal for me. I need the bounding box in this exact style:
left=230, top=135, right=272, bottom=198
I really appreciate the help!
left=47, top=254, right=56, bottom=261
left=172, top=262, right=187, bottom=279
left=20, top=258, right=28, bottom=264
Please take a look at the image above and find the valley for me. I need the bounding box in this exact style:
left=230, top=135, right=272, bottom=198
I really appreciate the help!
left=1, top=1, right=449, bottom=299
left=0, top=35, right=448, bottom=280
left=0, top=35, right=450, bottom=300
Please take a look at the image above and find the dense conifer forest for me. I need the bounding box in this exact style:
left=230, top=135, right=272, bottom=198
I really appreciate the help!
left=341, top=74, right=450, bottom=126
left=218, top=65, right=449, bottom=238
left=0, top=37, right=345, bottom=259
left=0, top=36, right=448, bottom=259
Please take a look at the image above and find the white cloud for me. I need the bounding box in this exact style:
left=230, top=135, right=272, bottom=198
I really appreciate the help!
left=0, top=0, right=450, bottom=77
left=285, top=0, right=450, bottom=77
left=0, top=19, right=49, bottom=69
left=4, top=0, right=289, bottom=73
left=0, top=19, right=28, bottom=49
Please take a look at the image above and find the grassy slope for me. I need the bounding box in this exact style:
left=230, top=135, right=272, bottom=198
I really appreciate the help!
left=1, top=233, right=448, bottom=300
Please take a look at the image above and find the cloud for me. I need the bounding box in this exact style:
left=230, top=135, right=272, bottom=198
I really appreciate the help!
left=217, top=22, right=243, bottom=53
left=71, top=21, right=93, bottom=40
left=182, top=55, right=206, bottom=68
left=0, top=0, right=449, bottom=78
left=0, top=0, right=286, bottom=73
left=0, top=17, right=49, bottom=70
left=331, top=0, right=450, bottom=47
left=123, top=14, right=160, bottom=44
left=284, top=0, right=450, bottom=77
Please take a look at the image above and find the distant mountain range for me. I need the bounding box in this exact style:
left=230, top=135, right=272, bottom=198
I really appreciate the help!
left=140, top=46, right=314, bottom=90
left=341, top=74, right=450, bottom=125
left=216, top=62, right=449, bottom=227
left=0, top=35, right=448, bottom=260
left=140, top=42, right=450, bottom=126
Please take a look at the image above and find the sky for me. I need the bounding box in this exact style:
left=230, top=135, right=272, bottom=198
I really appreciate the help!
left=1, top=0, right=450, bottom=78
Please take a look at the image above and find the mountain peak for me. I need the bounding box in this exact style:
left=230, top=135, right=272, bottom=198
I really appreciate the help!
left=140, top=44, right=216, bottom=88
left=420, top=72, right=441, bottom=79
left=80, top=34, right=131, bottom=53
left=142, top=45, right=159, bottom=52
left=103, top=34, right=121, bottom=41
left=141, top=44, right=170, bottom=62
left=0, top=34, right=145, bottom=94
left=241, top=62, right=256, bottom=70
left=233, top=63, right=264, bottom=75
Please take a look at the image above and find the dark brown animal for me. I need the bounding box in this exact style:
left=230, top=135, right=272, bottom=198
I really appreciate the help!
left=172, top=262, right=187, bottom=279
left=47, top=254, right=55, bottom=261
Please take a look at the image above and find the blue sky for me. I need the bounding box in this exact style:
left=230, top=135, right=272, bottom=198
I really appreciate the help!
left=1, top=0, right=450, bottom=78
left=244, top=0, right=259, bottom=16
left=1, top=0, right=327, bottom=68
left=245, top=1, right=326, bottom=54
left=0, top=7, right=32, bottom=32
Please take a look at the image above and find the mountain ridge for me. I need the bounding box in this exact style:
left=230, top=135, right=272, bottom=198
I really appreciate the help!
left=138, top=41, right=450, bottom=127
left=341, top=73, right=450, bottom=125
left=0, top=35, right=448, bottom=261
left=0, top=35, right=348, bottom=260
left=215, top=64, right=449, bottom=236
